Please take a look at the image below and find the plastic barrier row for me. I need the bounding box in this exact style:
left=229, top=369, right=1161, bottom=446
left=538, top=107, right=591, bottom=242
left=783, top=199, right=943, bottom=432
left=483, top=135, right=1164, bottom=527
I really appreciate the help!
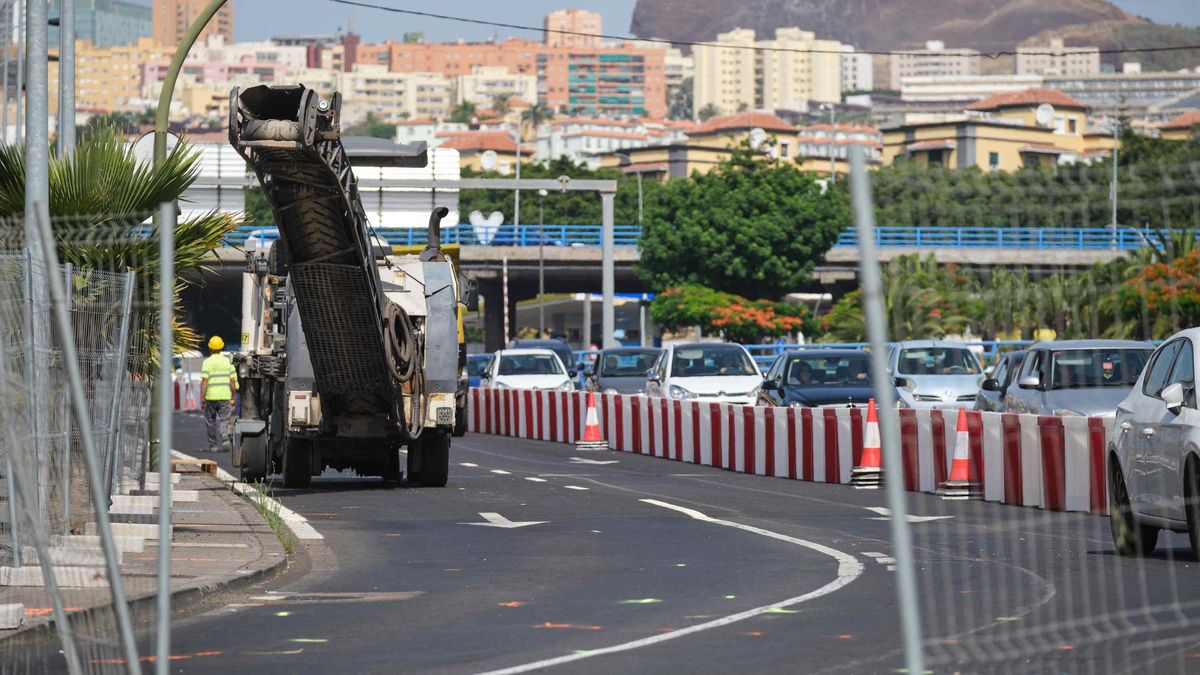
left=468, top=389, right=1112, bottom=515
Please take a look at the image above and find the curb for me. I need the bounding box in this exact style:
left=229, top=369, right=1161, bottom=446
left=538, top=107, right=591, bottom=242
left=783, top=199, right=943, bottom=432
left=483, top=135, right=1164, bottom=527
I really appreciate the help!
left=2, top=470, right=290, bottom=645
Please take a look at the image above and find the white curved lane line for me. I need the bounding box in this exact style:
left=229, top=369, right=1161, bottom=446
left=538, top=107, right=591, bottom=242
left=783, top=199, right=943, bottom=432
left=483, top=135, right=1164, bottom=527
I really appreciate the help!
left=476, top=498, right=864, bottom=675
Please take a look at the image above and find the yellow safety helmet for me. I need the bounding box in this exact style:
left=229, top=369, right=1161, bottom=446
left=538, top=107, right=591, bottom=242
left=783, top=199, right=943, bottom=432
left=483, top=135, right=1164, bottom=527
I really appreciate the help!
left=208, top=335, right=225, bottom=352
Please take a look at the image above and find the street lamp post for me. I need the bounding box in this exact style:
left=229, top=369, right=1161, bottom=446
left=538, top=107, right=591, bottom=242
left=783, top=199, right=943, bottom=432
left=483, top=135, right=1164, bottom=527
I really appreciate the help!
left=538, top=188, right=547, bottom=338
left=820, top=103, right=837, bottom=183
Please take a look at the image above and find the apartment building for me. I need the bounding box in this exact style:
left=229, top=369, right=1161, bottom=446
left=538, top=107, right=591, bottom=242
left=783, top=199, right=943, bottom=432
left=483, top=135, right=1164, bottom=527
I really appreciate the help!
left=47, top=0, right=151, bottom=49
left=455, top=66, right=537, bottom=108
left=152, top=0, right=233, bottom=48
left=337, top=66, right=454, bottom=123
left=543, top=8, right=601, bottom=49
left=840, top=48, right=873, bottom=93
left=76, top=37, right=172, bottom=112
left=890, top=41, right=980, bottom=90
left=795, top=123, right=882, bottom=176
left=1016, top=39, right=1100, bottom=77
left=693, top=27, right=845, bottom=118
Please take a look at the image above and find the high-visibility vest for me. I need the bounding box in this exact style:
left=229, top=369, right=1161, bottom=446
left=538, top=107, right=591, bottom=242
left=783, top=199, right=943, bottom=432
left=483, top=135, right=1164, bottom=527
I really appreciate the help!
left=201, top=354, right=238, bottom=401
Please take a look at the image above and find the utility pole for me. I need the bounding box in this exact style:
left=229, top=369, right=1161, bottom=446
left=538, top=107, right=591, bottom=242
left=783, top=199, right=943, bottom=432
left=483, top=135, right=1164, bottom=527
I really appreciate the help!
left=15, top=0, right=22, bottom=144
left=55, top=0, right=72, bottom=156
left=538, top=188, right=547, bottom=338
left=2, top=1, right=10, bottom=142
left=1109, top=118, right=1119, bottom=250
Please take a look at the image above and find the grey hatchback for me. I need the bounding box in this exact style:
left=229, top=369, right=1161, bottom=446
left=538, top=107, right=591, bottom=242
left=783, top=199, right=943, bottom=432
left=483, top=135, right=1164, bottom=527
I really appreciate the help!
left=586, top=347, right=662, bottom=395
left=1004, top=340, right=1154, bottom=417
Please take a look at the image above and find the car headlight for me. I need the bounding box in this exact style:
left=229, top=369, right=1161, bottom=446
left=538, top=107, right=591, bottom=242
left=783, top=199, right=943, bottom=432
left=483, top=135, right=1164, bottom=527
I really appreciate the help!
left=1053, top=408, right=1084, bottom=416
left=557, top=381, right=575, bottom=392
left=668, top=384, right=696, bottom=399
left=914, top=394, right=942, bottom=402
left=896, top=399, right=909, bottom=408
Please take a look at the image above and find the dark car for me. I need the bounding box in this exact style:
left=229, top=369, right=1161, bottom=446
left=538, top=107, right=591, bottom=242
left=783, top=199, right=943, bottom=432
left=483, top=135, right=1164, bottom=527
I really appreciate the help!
left=586, top=347, right=662, bottom=395
left=975, top=350, right=1025, bottom=412
left=466, top=353, right=491, bottom=388
left=509, top=339, right=578, bottom=387
left=757, top=349, right=896, bottom=408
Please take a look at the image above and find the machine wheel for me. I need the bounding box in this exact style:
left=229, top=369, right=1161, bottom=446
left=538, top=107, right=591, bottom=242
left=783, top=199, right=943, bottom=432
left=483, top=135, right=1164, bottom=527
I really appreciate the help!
left=1185, top=458, right=1200, bottom=559
left=282, top=438, right=313, bottom=489
left=409, top=431, right=450, bottom=488
left=453, top=400, right=468, bottom=437
left=239, top=434, right=269, bottom=482
left=1110, top=462, right=1158, bottom=556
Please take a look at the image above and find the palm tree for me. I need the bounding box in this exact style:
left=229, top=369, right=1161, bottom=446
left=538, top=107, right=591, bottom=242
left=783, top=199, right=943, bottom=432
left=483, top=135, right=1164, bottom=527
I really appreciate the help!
left=0, top=125, right=243, bottom=360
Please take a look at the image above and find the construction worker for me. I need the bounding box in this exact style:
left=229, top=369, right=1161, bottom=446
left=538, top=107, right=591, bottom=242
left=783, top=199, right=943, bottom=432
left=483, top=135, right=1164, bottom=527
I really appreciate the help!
left=200, top=335, right=238, bottom=452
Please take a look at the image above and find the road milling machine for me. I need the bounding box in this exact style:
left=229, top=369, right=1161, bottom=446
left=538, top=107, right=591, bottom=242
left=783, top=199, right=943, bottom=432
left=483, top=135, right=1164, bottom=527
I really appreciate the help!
left=229, top=84, right=470, bottom=488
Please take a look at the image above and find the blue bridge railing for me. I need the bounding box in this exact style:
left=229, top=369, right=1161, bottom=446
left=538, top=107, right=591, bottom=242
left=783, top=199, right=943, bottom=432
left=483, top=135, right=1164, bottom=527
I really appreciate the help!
left=224, top=225, right=1169, bottom=252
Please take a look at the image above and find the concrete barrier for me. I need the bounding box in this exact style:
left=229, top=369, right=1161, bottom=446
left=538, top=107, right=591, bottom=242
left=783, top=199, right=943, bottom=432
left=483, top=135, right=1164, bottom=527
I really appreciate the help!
left=468, top=389, right=1112, bottom=515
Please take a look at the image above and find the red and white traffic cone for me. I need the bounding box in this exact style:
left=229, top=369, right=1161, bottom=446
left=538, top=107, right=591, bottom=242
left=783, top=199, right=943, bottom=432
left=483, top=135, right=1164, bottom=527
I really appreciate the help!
left=937, top=408, right=981, bottom=500
left=575, top=391, right=608, bottom=451
left=851, top=398, right=883, bottom=489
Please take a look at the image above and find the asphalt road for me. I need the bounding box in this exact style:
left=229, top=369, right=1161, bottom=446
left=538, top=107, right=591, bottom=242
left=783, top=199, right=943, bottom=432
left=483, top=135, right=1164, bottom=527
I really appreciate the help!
left=162, top=414, right=1200, bottom=674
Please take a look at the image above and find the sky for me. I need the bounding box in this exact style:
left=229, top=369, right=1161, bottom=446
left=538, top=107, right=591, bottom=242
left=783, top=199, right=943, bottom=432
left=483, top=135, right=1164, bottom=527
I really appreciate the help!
left=234, top=0, right=1197, bottom=43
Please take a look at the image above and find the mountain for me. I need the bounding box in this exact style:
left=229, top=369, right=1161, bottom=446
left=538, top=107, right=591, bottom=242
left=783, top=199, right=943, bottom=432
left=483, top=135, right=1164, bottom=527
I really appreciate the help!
left=630, top=0, right=1199, bottom=70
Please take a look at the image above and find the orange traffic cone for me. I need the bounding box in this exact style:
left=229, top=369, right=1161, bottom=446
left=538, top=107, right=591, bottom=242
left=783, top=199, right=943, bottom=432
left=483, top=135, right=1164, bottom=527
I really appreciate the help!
left=937, top=408, right=981, bottom=500
left=851, top=398, right=883, bottom=489
left=575, top=391, right=608, bottom=451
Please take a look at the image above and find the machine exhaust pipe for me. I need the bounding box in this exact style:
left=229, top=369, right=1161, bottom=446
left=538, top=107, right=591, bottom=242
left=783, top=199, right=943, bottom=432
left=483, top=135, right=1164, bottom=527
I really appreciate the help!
left=422, top=207, right=450, bottom=261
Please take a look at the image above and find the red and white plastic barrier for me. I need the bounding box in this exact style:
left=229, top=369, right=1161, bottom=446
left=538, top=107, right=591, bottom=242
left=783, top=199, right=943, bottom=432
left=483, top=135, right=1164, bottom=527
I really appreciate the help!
left=468, top=389, right=1112, bottom=515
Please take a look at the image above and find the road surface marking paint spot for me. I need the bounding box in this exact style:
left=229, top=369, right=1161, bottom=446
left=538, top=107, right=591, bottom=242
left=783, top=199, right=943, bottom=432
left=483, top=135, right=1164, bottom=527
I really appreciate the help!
left=386, top=533, right=402, bottom=537
left=833, top=634, right=853, bottom=640
left=245, top=648, right=304, bottom=656
left=534, top=623, right=603, bottom=630
left=763, top=608, right=800, bottom=614
left=477, top=499, right=863, bottom=675
left=875, top=558, right=896, bottom=565
left=24, top=607, right=84, bottom=616
left=564, top=485, right=589, bottom=490
left=685, top=615, right=713, bottom=619
left=275, top=611, right=291, bottom=617
left=289, top=639, right=328, bottom=644
left=491, top=469, right=512, bottom=475
left=675, top=563, right=686, bottom=567
left=460, top=463, right=479, bottom=467
left=862, top=552, right=886, bottom=558
left=525, top=477, right=547, bottom=482
left=1058, top=645, right=1074, bottom=651
left=445, top=568, right=463, bottom=572
left=739, top=632, right=763, bottom=637
left=591, top=530, right=602, bottom=533
left=996, top=617, right=1022, bottom=622
left=498, top=602, right=524, bottom=608
left=725, top=595, right=736, bottom=600
left=619, top=598, right=662, bottom=605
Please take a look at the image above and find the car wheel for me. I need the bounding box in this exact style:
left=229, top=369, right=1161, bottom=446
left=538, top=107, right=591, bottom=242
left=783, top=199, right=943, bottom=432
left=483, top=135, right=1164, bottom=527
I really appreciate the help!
left=1110, top=461, right=1158, bottom=556
left=1185, top=458, right=1200, bottom=559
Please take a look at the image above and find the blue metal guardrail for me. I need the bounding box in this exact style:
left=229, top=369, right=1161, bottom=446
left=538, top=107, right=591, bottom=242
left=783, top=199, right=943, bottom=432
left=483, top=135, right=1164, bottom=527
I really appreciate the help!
left=226, top=224, right=1171, bottom=251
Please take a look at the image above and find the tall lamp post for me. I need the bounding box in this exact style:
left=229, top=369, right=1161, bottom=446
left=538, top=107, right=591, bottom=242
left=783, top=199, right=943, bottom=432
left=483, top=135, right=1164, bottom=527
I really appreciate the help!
left=538, top=188, right=547, bottom=338
left=819, top=102, right=837, bottom=183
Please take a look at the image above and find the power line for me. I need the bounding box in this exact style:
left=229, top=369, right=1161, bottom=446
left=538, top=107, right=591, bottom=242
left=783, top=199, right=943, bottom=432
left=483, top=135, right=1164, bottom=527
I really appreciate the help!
left=323, top=0, right=1200, bottom=59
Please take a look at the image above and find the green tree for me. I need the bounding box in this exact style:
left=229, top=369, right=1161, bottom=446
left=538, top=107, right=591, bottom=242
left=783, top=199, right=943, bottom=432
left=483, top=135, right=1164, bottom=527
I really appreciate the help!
left=697, top=103, right=721, bottom=122
left=637, top=142, right=850, bottom=299
left=649, top=284, right=808, bottom=343
left=344, top=111, right=397, bottom=139
left=668, top=77, right=693, bottom=121
left=448, top=101, right=476, bottom=124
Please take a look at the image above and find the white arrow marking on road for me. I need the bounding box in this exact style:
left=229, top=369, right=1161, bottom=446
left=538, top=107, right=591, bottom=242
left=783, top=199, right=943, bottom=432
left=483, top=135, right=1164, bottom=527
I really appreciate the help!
left=461, top=512, right=547, bottom=529
left=569, top=457, right=619, bottom=465
left=864, top=507, right=953, bottom=523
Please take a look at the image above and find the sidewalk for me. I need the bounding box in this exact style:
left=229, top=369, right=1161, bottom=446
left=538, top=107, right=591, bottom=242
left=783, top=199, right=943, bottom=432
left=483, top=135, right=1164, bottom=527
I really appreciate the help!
left=0, top=463, right=287, bottom=643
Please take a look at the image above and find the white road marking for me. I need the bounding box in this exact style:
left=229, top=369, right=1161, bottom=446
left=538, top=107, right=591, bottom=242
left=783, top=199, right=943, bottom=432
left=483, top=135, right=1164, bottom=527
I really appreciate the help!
left=524, top=477, right=547, bottom=483
left=490, top=469, right=512, bottom=475
left=569, top=457, right=619, bottom=465
left=861, top=552, right=887, bottom=558
left=461, top=512, right=547, bottom=529
left=563, top=485, right=589, bottom=491
left=476, top=499, right=863, bottom=675
left=887, top=566, right=897, bottom=571
left=876, top=558, right=896, bottom=565
left=460, top=462, right=479, bottom=468
left=173, top=450, right=323, bottom=541
left=864, top=506, right=953, bottom=523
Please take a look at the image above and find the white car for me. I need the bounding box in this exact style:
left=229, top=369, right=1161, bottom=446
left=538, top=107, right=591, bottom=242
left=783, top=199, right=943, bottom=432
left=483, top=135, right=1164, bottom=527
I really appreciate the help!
left=1109, top=328, right=1200, bottom=556
left=480, top=348, right=574, bottom=392
left=645, top=343, right=762, bottom=406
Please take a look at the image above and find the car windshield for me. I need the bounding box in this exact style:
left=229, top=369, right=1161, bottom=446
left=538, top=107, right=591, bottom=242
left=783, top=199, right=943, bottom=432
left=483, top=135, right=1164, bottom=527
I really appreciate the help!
left=1047, top=349, right=1151, bottom=389
left=467, top=357, right=490, bottom=377
left=897, top=347, right=981, bottom=375
left=600, top=351, right=659, bottom=377
left=498, top=354, right=563, bottom=376
left=786, top=355, right=872, bottom=387
left=671, top=346, right=756, bottom=377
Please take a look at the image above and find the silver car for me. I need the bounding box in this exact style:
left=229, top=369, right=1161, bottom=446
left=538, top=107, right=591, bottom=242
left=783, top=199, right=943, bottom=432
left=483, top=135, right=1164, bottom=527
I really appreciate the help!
left=1109, top=328, right=1200, bottom=556
left=889, top=340, right=985, bottom=409
left=1004, top=340, right=1153, bottom=417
